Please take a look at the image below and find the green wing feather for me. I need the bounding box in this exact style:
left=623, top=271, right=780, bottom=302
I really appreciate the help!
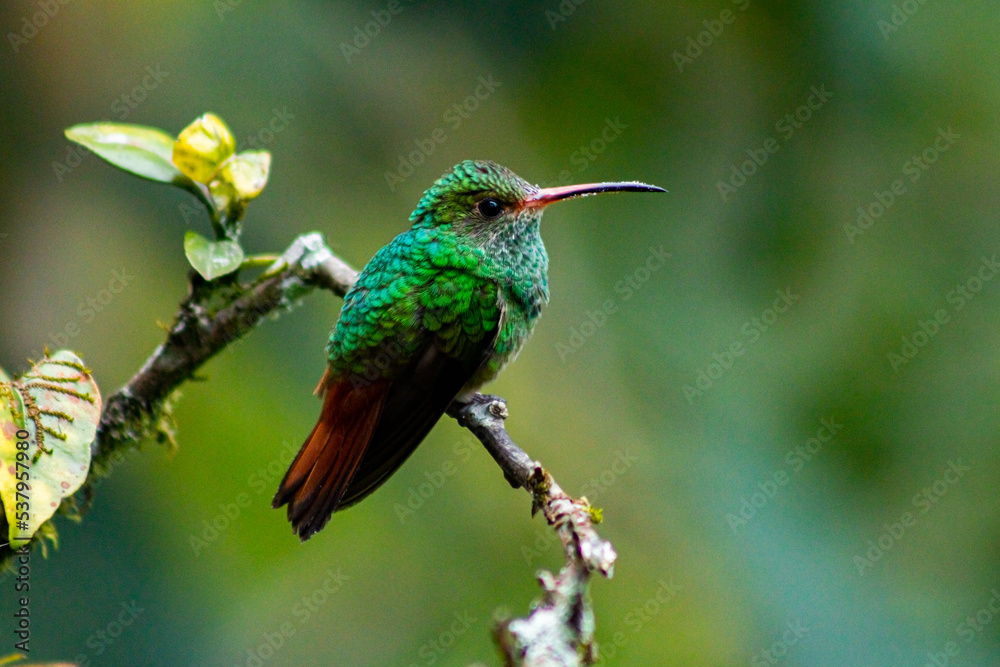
left=318, top=227, right=504, bottom=510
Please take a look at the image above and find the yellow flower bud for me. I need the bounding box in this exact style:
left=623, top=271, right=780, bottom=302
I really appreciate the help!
left=172, top=113, right=236, bottom=183
left=216, top=151, right=271, bottom=201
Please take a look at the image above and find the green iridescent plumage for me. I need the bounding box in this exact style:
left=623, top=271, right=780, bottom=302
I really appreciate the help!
left=273, top=159, right=664, bottom=540
left=327, top=160, right=549, bottom=391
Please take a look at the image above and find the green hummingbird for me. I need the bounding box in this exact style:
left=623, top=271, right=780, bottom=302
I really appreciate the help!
left=273, top=160, right=664, bottom=540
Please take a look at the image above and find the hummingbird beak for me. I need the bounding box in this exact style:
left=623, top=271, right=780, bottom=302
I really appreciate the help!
left=524, top=181, right=666, bottom=208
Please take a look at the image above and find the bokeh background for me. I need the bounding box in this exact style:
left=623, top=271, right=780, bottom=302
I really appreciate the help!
left=2, top=1, right=999, bottom=665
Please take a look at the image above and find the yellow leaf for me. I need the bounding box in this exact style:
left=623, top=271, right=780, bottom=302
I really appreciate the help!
left=216, top=150, right=271, bottom=201
left=0, top=351, right=101, bottom=547
left=172, top=113, right=236, bottom=183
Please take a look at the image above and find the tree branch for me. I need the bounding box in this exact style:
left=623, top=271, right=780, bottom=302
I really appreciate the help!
left=30, top=232, right=618, bottom=666
left=90, top=232, right=354, bottom=469
left=448, top=397, right=616, bottom=666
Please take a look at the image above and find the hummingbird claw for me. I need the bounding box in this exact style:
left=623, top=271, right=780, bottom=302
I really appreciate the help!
left=488, top=399, right=508, bottom=420
left=447, top=393, right=507, bottom=423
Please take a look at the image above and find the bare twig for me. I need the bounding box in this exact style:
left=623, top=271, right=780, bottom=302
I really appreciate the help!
left=449, top=397, right=616, bottom=666
left=14, top=232, right=617, bottom=666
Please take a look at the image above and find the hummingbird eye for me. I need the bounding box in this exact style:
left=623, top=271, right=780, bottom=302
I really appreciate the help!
left=477, top=198, right=504, bottom=220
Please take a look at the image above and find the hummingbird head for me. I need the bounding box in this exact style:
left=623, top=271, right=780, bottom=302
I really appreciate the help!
left=409, top=160, right=665, bottom=238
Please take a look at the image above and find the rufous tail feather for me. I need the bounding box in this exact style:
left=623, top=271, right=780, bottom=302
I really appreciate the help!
left=272, top=376, right=388, bottom=541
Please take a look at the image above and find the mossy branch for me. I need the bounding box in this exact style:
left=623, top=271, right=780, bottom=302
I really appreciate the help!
left=89, top=232, right=353, bottom=470
left=17, top=231, right=616, bottom=667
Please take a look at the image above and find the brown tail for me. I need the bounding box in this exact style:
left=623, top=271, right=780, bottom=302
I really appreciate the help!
left=272, top=376, right=388, bottom=541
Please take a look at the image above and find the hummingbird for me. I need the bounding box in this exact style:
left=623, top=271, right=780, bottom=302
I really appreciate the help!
left=273, top=160, right=664, bottom=540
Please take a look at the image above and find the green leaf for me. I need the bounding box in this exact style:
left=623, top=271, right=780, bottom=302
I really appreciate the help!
left=65, top=122, right=184, bottom=183
left=66, top=121, right=223, bottom=233
left=1, top=351, right=101, bottom=548
left=184, top=231, right=245, bottom=280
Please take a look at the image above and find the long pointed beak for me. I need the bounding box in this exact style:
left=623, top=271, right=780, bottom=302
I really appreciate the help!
left=524, top=181, right=666, bottom=208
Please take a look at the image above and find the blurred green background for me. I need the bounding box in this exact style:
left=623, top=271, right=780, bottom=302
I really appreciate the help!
left=2, top=1, right=999, bottom=665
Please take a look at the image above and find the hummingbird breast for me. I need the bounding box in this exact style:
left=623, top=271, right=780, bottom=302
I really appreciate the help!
left=325, top=217, right=548, bottom=397
left=464, top=218, right=549, bottom=391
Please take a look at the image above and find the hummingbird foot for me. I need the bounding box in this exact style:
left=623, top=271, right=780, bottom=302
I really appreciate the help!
left=447, top=393, right=524, bottom=489
left=448, top=393, right=508, bottom=425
